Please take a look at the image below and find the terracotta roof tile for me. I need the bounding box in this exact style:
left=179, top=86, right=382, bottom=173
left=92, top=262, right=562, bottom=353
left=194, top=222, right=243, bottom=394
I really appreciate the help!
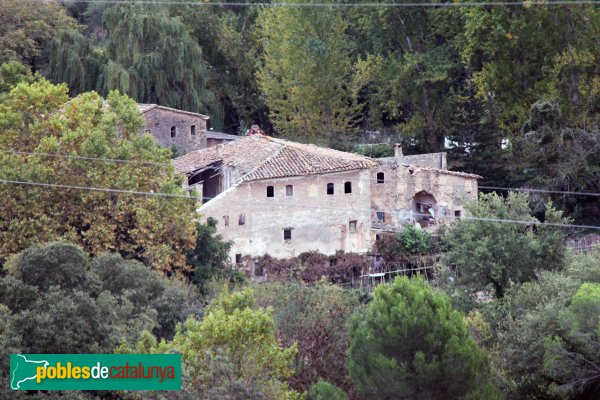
left=172, top=135, right=374, bottom=180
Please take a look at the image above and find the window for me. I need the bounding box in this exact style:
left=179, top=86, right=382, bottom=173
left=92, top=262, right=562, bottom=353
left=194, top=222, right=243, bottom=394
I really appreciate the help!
left=327, top=183, right=334, bottom=195
left=239, top=214, right=245, bottom=225
left=454, top=210, right=462, bottom=219
left=375, top=234, right=381, bottom=241
left=267, top=186, right=274, bottom=197
left=283, top=228, right=292, bottom=241
left=170, top=126, right=176, bottom=138
left=286, top=185, right=293, bottom=197
left=349, top=220, right=357, bottom=232
left=223, top=215, right=229, bottom=227
left=377, top=172, right=385, bottom=183
left=235, top=254, right=242, bottom=265
left=190, top=125, right=196, bottom=135
left=377, top=212, right=385, bottom=222
left=344, top=181, right=352, bottom=194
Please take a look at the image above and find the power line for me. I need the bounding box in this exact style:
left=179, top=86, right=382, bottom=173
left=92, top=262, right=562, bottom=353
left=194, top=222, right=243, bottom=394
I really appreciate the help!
left=0, top=150, right=170, bottom=167
left=4, top=149, right=600, bottom=197
left=2, top=178, right=600, bottom=231
left=36, top=0, right=599, bottom=7
left=479, top=185, right=600, bottom=197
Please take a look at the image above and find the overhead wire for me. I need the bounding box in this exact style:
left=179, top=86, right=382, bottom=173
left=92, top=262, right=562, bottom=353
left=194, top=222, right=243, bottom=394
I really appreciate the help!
left=35, top=0, right=598, bottom=7
left=2, top=148, right=600, bottom=197
left=2, top=178, right=600, bottom=231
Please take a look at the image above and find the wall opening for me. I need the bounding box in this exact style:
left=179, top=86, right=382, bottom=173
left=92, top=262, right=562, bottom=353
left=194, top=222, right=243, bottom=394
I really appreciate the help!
left=413, top=191, right=437, bottom=228
left=344, top=182, right=352, bottom=194
left=239, top=214, right=245, bottom=225
left=454, top=210, right=462, bottom=219
left=377, top=172, right=385, bottom=183
left=190, top=125, right=196, bottom=135
left=267, top=186, right=274, bottom=197
left=349, top=220, right=357, bottom=232
left=170, top=126, right=176, bottom=138
left=254, top=262, right=264, bottom=276
left=283, top=228, right=292, bottom=241
left=286, top=185, right=293, bottom=197
left=327, top=183, right=334, bottom=195
left=223, top=215, right=229, bottom=227
left=195, top=167, right=222, bottom=203
left=376, top=212, right=385, bottom=223
left=235, top=254, right=242, bottom=265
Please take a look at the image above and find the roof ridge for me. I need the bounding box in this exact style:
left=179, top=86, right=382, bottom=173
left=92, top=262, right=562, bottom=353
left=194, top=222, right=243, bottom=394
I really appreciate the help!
left=236, top=138, right=286, bottom=181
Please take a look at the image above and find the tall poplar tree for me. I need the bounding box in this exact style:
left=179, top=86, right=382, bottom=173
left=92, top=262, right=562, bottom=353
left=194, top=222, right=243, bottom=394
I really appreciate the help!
left=258, top=0, right=360, bottom=144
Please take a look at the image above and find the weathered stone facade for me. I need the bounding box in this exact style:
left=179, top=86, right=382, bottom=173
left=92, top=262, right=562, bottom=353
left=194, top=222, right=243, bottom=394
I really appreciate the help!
left=371, top=145, right=479, bottom=234
left=173, top=136, right=480, bottom=263
left=200, top=169, right=372, bottom=260
left=138, top=105, right=239, bottom=155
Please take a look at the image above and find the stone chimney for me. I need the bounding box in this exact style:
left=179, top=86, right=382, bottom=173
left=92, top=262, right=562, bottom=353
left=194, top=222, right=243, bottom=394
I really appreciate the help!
left=394, top=143, right=403, bottom=163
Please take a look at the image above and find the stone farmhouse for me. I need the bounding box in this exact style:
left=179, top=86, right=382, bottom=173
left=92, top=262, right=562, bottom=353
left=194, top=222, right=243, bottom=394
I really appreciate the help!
left=137, top=104, right=238, bottom=155
left=173, top=134, right=480, bottom=263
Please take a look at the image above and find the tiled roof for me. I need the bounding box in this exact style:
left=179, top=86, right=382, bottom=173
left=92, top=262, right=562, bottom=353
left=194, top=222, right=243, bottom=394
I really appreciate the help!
left=136, top=104, right=210, bottom=120
left=173, top=134, right=374, bottom=180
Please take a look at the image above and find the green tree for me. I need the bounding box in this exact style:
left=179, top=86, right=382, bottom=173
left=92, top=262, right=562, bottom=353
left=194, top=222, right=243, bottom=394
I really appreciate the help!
left=349, top=3, right=461, bottom=152
left=186, top=218, right=234, bottom=296
left=129, top=288, right=302, bottom=399
left=544, top=282, right=600, bottom=398
left=347, top=276, right=500, bottom=400
left=0, top=0, right=79, bottom=67
left=517, top=101, right=600, bottom=223
left=308, top=380, right=348, bottom=400
left=258, top=0, right=360, bottom=144
left=0, top=242, right=201, bottom=355
left=490, top=251, right=600, bottom=399
left=0, top=61, right=41, bottom=94
left=48, top=4, right=219, bottom=121
left=0, top=80, right=196, bottom=271
left=254, top=282, right=361, bottom=394
left=441, top=192, right=568, bottom=298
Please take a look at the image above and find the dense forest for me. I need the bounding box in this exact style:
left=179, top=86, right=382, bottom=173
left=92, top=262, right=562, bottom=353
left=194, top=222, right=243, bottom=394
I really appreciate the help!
left=1, top=1, right=600, bottom=399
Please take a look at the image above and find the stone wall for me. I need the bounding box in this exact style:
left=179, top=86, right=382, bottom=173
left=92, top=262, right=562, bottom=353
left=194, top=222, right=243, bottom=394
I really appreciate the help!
left=141, top=108, right=208, bottom=155
left=199, top=169, right=373, bottom=262
left=371, top=156, right=478, bottom=232
left=402, top=152, right=447, bottom=169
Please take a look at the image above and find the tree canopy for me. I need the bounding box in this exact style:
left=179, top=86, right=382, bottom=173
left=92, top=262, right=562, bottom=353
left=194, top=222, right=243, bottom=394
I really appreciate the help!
left=347, top=276, right=501, bottom=400
left=0, top=79, right=196, bottom=272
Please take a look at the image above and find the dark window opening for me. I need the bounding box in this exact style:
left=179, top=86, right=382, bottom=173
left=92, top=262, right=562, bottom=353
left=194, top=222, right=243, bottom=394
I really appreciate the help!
left=190, top=125, right=196, bottom=135
left=283, top=229, right=292, bottom=241
left=170, top=126, right=176, bottom=138
left=267, top=186, right=274, bottom=197
left=235, top=254, right=242, bottom=265
left=239, top=214, right=245, bottom=225
left=377, top=212, right=385, bottom=222
left=286, top=185, right=293, bottom=196
left=376, top=234, right=381, bottom=241
left=327, top=183, right=334, bottom=195
left=377, top=172, right=385, bottom=183
left=455, top=210, right=462, bottom=219
left=349, top=220, right=357, bottom=231
left=344, top=182, right=352, bottom=194
left=223, top=215, right=229, bottom=227
left=254, top=262, right=264, bottom=276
